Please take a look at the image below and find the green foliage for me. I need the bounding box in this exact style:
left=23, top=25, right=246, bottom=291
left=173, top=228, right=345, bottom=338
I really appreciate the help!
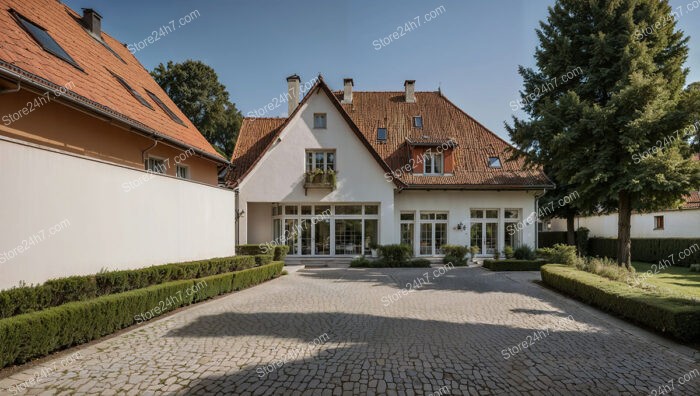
left=503, top=245, right=515, bottom=259
left=441, top=245, right=468, bottom=266
left=273, top=245, right=290, bottom=261
left=575, top=227, right=590, bottom=256
left=0, top=262, right=283, bottom=368
left=0, top=256, right=257, bottom=319
left=237, top=244, right=267, bottom=255
left=514, top=245, right=536, bottom=260
left=588, top=238, right=700, bottom=267
left=508, top=0, right=700, bottom=266
left=541, top=264, right=700, bottom=341
left=537, top=244, right=578, bottom=265
left=150, top=60, right=243, bottom=156
left=350, top=256, right=372, bottom=267
left=378, top=244, right=413, bottom=266
left=469, top=245, right=480, bottom=256
left=482, top=260, right=547, bottom=271
left=349, top=256, right=430, bottom=268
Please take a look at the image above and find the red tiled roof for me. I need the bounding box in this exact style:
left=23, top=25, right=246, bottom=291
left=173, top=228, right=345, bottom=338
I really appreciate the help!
left=0, top=0, right=225, bottom=162
left=682, top=190, right=700, bottom=209
left=231, top=77, right=552, bottom=189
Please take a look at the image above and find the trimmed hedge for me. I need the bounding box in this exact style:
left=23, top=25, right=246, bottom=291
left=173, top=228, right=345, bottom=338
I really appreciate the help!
left=236, top=244, right=267, bottom=255
left=588, top=238, right=699, bottom=267
left=273, top=245, right=290, bottom=261
left=0, top=255, right=259, bottom=319
left=482, top=259, right=548, bottom=271
left=0, top=262, right=284, bottom=367
left=541, top=264, right=700, bottom=341
left=350, top=258, right=431, bottom=268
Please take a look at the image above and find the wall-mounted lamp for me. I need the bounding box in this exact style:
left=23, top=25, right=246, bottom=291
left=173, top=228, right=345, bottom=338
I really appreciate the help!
left=235, top=209, right=246, bottom=221
left=455, top=222, right=465, bottom=231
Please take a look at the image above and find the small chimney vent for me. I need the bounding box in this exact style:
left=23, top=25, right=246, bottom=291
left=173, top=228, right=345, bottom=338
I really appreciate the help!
left=342, top=78, right=353, bottom=104
left=82, top=8, right=102, bottom=38
left=287, top=74, right=301, bottom=116
left=404, top=80, right=416, bottom=103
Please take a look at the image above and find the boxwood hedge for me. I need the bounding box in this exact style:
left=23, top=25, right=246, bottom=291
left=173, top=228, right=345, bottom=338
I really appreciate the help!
left=0, top=262, right=284, bottom=368
left=541, top=264, right=700, bottom=342
left=482, top=259, right=548, bottom=271
left=0, top=255, right=260, bottom=319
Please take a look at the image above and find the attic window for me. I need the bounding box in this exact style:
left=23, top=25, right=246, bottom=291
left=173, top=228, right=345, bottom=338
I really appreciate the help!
left=145, top=90, right=186, bottom=126
left=110, top=71, right=153, bottom=109
left=11, top=10, right=83, bottom=70
left=377, top=128, right=387, bottom=141
left=413, top=116, right=423, bottom=128
left=488, top=157, right=502, bottom=168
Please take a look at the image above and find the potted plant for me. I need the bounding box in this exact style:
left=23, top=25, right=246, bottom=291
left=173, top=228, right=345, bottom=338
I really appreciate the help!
left=369, top=242, right=379, bottom=258
left=468, top=245, right=480, bottom=262
left=494, top=251, right=501, bottom=260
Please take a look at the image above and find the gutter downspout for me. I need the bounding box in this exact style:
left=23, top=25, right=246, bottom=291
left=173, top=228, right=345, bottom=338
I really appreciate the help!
left=234, top=188, right=240, bottom=246
left=141, top=139, right=159, bottom=164
left=0, top=77, right=21, bottom=95
left=534, top=189, right=547, bottom=249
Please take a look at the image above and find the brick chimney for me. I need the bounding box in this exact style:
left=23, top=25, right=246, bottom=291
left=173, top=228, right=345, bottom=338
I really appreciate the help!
left=342, top=78, right=353, bottom=104
left=82, top=9, right=102, bottom=38
left=404, top=80, right=416, bottom=103
left=287, top=74, right=301, bottom=115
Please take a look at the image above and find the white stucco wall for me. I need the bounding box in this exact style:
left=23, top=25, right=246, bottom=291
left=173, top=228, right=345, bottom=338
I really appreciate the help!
left=0, top=138, right=235, bottom=290
left=394, top=190, right=538, bottom=255
left=238, top=90, right=395, bottom=245
left=549, top=210, right=700, bottom=238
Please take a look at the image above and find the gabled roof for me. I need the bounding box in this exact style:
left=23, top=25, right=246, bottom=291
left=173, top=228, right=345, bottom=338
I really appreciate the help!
left=231, top=77, right=553, bottom=189
left=0, top=0, right=225, bottom=163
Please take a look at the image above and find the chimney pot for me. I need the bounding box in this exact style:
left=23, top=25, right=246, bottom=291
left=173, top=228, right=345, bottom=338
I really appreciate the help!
left=287, top=74, right=301, bottom=116
left=404, top=80, right=416, bottom=103
left=82, top=8, right=102, bottom=38
left=342, top=78, right=353, bottom=104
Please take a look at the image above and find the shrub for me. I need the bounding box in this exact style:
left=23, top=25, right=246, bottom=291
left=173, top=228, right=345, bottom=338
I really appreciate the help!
left=576, top=227, right=590, bottom=256
left=236, top=244, right=268, bottom=255
left=273, top=245, right=290, bottom=261
left=254, top=254, right=274, bottom=266
left=408, top=259, right=432, bottom=268
left=482, top=259, right=547, bottom=271
left=0, top=262, right=284, bottom=368
left=378, top=244, right=413, bottom=266
left=0, top=256, right=257, bottom=320
left=503, top=245, right=514, bottom=259
left=514, top=245, right=536, bottom=260
left=537, top=244, right=578, bottom=265
left=350, top=256, right=373, bottom=267
left=469, top=245, right=480, bottom=257
left=541, top=264, right=700, bottom=341
left=444, top=255, right=467, bottom=267
left=441, top=245, right=468, bottom=260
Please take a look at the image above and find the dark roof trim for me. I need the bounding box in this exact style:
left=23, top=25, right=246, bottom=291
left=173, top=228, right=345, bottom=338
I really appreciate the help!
left=0, top=61, right=228, bottom=165
left=401, top=184, right=555, bottom=191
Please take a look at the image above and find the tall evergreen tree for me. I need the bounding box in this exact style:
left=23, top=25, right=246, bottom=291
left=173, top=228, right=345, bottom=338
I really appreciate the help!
left=508, top=0, right=700, bottom=268
left=151, top=60, right=242, bottom=157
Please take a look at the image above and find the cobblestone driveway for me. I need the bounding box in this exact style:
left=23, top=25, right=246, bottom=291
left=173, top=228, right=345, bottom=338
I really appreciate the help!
left=1, top=266, right=698, bottom=395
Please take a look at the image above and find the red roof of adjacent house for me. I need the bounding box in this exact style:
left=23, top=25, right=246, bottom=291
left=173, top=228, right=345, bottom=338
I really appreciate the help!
left=230, top=77, right=553, bottom=189
left=0, top=0, right=225, bottom=162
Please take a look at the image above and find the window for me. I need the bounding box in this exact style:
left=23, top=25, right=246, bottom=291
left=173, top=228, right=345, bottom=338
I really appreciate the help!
left=654, top=215, right=664, bottom=230
left=424, top=152, right=444, bottom=175
left=418, top=211, right=448, bottom=255
left=145, top=157, right=166, bottom=174
left=504, top=209, right=522, bottom=249
left=145, top=90, right=186, bottom=126
left=110, top=71, right=153, bottom=109
left=12, top=11, right=82, bottom=70
left=335, top=205, right=362, bottom=215
left=377, top=128, right=387, bottom=141
left=413, top=116, right=423, bottom=128
left=400, top=212, right=415, bottom=251
left=306, top=150, right=336, bottom=171
left=488, top=157, right=502, bottom=168
left=314, top=113, right=327, bottom=129
left=470, top=209, right=499, bottom=255
left=176, top=165, right=189, bottom=179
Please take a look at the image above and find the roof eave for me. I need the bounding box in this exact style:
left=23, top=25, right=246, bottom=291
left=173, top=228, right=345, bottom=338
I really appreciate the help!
left=401, top=183, right=556, bottom=191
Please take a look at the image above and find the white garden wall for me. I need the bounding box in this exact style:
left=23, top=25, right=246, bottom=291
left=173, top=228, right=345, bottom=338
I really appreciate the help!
left=548, top=210, right=700, bottom=238
left=0, top=137, right=235, bottom=290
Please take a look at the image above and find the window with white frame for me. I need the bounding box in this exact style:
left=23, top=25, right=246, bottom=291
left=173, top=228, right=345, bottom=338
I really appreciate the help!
left=470, top=209, right=499, bottom=255
left=145, top=157, right=166, bottom=174
left=313, top=113, right=327, bottom=129
left=306, top=150, right=336, bottom=172
left=504, top=209, right=522, bottom=249
left=176, top=165, right=189, bottom=179
left=419, top=212, right=448, bottom=255
left=424, top=152, right=444, bottom=175
left=400, top=212, right=415, bottom=252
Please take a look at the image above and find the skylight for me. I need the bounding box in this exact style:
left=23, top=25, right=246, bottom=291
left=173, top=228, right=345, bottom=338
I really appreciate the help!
left=109, top=71, right=153, bottom=109
left=377, top=128, right=387, bottom=141
left=413, top=116, right=423, bottom=128
left=12, top=10, right=82, bottom=70
left=488, top=157, right=502, bottom=168
left=145, top=90, right=186, bottom=126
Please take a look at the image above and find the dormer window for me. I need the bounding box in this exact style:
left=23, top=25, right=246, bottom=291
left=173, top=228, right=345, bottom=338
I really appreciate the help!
left=110, top=71, right=153, bottom=109
left=377, top=128, right=387, bottom=142
left=145, top=89, right=186, bottom=126
left=314, top=113, right=327, bottom=129
left=488, top=157, right=502, bottom=168
left=11, top=10, right=83, bottom=71
left=424, top=152, right=444, bottom=175
left=413, top=116, right=423, bottom=128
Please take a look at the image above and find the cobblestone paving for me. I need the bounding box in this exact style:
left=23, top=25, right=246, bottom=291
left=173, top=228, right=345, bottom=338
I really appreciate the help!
left=1, top=266, right=698, bottom=395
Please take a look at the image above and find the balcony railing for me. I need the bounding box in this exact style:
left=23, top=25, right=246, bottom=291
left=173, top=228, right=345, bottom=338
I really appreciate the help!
left=304, top=170, right=336, bottom=192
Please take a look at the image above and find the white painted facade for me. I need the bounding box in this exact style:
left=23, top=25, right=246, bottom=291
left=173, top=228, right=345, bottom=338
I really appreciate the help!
left=549, top=210, right=700, bottom=238
left=0, top=137, right=236, bottom=290
left=236, top=90, right=540, bottom=257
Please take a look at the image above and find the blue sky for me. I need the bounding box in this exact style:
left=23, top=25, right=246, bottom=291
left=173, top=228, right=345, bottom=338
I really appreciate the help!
left=63, top=0, right=700, bottom=142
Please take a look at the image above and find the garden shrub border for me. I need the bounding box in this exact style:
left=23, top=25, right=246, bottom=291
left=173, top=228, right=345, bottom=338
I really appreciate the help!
left=0, top=255, right=265, bottom=319
left=540, top=264, right=700, bottom=341
left=0, top=262, right=284, bottom=368
left=482, top=259, right=548, bottom=271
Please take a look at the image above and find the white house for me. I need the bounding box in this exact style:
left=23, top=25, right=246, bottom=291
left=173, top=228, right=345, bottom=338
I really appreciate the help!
left=229, top=76, right=553, bottom=261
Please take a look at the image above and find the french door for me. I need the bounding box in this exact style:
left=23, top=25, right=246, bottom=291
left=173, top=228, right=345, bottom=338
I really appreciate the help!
left=419, top=212, right=448, bottom=256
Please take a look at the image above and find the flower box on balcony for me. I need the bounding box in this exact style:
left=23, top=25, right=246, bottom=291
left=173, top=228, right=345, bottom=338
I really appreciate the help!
left=304, top=170, right=336, bottom=192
